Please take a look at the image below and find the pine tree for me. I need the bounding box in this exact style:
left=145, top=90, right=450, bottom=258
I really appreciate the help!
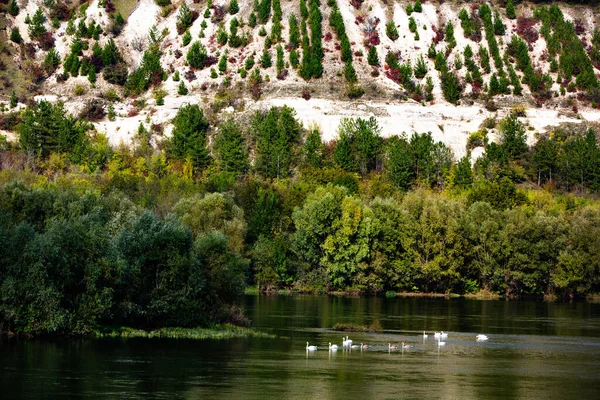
left=218, top=54, right=227, bottom=72
left=10, top=27, right=22, bottom=43
left=214, top=120, right=249, bottom=174
left=10, top=91, right=18, bottom=108
left=489, top=73, right=500, bottom=95
left=182, top=30, right=191, bottom=46
left=276, top=44, right=284, bottom=75
left=28, top=8, right=47, bottom=39
left=302, top=128, right=323, bottom=168
left=367, top=46, right=379, bottom=66
left=187, top=41, right=207, bottom=69
left=493, top=11, right=505, bottom=35
left=451, top=154, right=473, bottom=189
left=260, top=49, right=272, bottom=68
left=386, top=21, right=399, bottom=41
left=8, top=0, right=19, bottom=16
left=168, top=104, right=210, bottom=171
left=229, top=0, right=239, bottom=15
left=441, top=72, right=461, bottom=103
left=414, top=0, right=422, bottom=13
left=88, top=66, right=97, bottom=84
left=428, top=42, right=436, bottom=59
left=289, top=49, right=299, bottom=68
left=178, top=81, right=188, bottom=95
left=506, top=0, right=516, bottom=20
left=344, top=61, right=357, bottom=83
left=414, top=54, right=427, bottom=79
left=44, top=48, right=60, bottom=73
left=288, top=14, right=300, bottom=48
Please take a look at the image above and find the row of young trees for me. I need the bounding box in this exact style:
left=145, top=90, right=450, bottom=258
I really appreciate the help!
left=15, top=98, right=600, bottom=197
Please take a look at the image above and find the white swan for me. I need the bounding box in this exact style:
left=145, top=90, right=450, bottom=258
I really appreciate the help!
left=476, top=334, right=489, bottom=341
left=360, top=343, right=369, bottom=349
left=345, top=336, right=353, bottom=347
left=306, top=342, right=317, bottom=351
left=440, top=331, right=448, bottom=339
left=434, top=332, right=441, bottom=339
left=329, top=342, right=339, bottom=350
left=350, top=344, right=360, bottom=349
left=389, top=343, right=398, bottom=350
left=423, top=331, right=428, bottom=339
left=401, top=342, right=411, bottom=349
left=437, top=340, right=446, bottom=346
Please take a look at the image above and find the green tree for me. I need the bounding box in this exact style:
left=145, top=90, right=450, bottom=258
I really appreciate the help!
left=18, top=100, right=90, bottom=160
left=367, top=46, right=379, bottom=66
left=28, top=8, right=47, bottom=39
left=450, top=153, right=473, bottom=189
left=8, top=0, right=19, bottom=16
left=414, top=0, right=422, bottom=13
left=187, top=41, right=207, bottom=69
left=176, top=4, right=194, bottom=34
left=493, top=11, right=505, bottom=35
left=44, top=48, right=60, bottom=73
left=252, top=106, right=302, bottom=178
left=88, top=65, right=97, bottom=83
left=218, top=54, right=227, bottom=72
left=386, top=21, right=399, bottom=41
left=182, top=30, right=191, bottom=46
left=167, top=104, right=210, bottom=171
left=214, top=120, right=250, bottom=175
left=10, top=91, right=18, bottom=108
left=506, top=0, right=516, bottom=19
left=173, top=192, right=246, bottom=252
left=177, top=81, right=188, bottom=95
left=499, top=113, right=527, bottom=160
left=229, top=0, right=239, bottom=14
left=260, top=49, right=272, bottom=68
left=387, top=135, right=414, bottom=190
left=414, top=54, right=427, bottom=79
left=10, top=27, right=22, bottom=43
left=334, top=117, right=383, bottom=175
left=441, top=72, right=461, bottom=103
left=302, top=127, right=323, bottom=168
left=288, top=14, right=300, bottom=48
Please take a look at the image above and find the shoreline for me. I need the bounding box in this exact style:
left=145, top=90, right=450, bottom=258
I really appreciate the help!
left=244, top=287, right=599, bottom=302
left=2, top=324, right=275, bottom=340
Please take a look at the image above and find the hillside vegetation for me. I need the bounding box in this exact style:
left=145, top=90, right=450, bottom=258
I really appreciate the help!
left=1, top=1, right=600, bottom=337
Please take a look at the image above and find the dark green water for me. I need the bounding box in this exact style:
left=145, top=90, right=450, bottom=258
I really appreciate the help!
left=1, top=296, right=600, bottom=399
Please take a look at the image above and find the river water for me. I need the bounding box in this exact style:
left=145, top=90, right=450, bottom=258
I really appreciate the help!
left=1, top=295, right=600, bottom=399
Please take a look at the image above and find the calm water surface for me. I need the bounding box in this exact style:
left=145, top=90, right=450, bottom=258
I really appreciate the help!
left=1, top=296, right=600, bottom=399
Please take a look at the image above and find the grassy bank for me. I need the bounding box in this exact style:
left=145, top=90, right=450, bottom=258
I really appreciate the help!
left=92, top=324, right=275, bottom=340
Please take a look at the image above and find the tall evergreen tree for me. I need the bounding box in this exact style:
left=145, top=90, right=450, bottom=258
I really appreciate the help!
left=214, top=120, right=249, bottom=174
left=167, top=104, right=210, bottom=171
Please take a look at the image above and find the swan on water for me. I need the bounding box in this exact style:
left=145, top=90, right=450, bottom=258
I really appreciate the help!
left=389, top=343, right=398, bottom=350
left=476, top=334, right=489, bottom=341
left=360, top=343, right=369, bottom=349
left=345, top=336, right=353, bottom=347
left=401, top=342, right=411, bottom=349
left=351, top=344, right=360, bottom=349
left=423, top=331, right=428, bottom=339
left=434, top=332, right=441, bottom=339
left=437, top=339, right=446, bottom=346
left=329, top=342, right=339, bottom=350
left=440, top=331, right=448, bottom=339
left=306, top=342, right=318, bottom=351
